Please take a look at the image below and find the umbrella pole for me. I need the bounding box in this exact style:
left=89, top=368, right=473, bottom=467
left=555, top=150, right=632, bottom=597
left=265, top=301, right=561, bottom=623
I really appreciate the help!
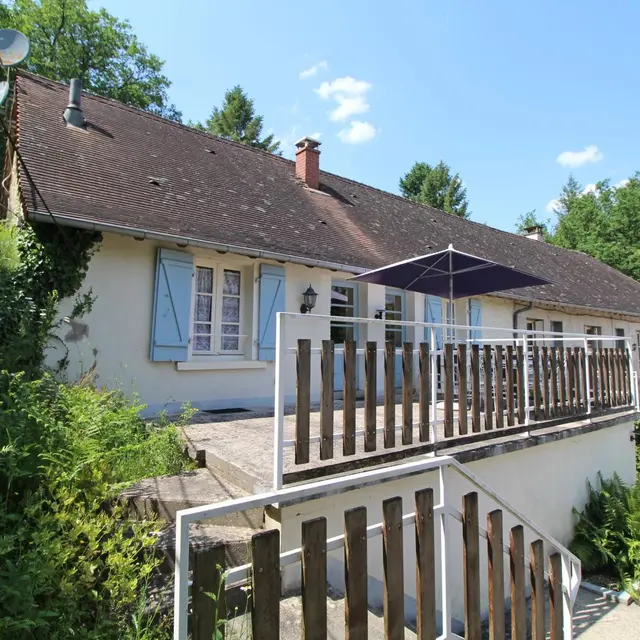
left=448, top=250, right=454, bottom=344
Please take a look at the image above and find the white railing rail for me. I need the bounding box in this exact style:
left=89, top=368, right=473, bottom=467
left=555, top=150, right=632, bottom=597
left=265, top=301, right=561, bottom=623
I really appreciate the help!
left=173, top=454, right=581, bottom=640
left=273, top=312, right=639, bottom=490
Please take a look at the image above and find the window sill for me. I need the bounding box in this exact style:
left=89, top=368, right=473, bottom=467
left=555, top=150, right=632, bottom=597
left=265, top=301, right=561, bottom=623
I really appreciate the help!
left=176, top=360, right=268, bottom=372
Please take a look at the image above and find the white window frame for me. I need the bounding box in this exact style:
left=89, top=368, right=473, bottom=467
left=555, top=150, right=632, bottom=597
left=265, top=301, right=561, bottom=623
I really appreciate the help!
left=585, top=325, right=602, bottom=352
left=526, top=318, right=543, bottom=348
left=190, top=259, right=245, bottom=357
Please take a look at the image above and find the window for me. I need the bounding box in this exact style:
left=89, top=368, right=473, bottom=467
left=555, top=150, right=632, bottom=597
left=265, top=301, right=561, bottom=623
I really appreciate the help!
left=526, top=318, right=543, bottom=348
left=585, top=325, right=602, bottom=352
left=385, top=291, right=403, bottom=347
left=192, top=265, right=242, bottom=354
left=330, top=284, right=356, bottom=344
left=615, top=328, right=625, bottom=350
left=550, top=320, right=563, bottom=348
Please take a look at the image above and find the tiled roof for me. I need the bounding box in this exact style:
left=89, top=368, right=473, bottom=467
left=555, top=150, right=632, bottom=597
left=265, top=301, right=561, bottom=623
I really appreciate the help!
left=12, top=72, right=640, bottom=317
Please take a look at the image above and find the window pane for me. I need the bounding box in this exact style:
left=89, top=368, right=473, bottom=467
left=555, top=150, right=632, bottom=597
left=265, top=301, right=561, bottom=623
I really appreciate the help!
left=196, top=267, right=214, bottom=294
left=331, top=286, right=354, bottom=305
left=330, top=325, right=354, bottom=343
left=194, top=323, right=210, bottom=334
left=222, top=336, right=239, bottom=351
left=223, top=270, right=241, bottom=295
left=330, top=305, right=354, bottom=318
left=195, top=294, right=212, bottom=321
left=222, top=296, right=240, bottom=322
left=385, top=329, right=402, bottom=347
left=221, top=324, right=239, bottom=335
left=193, top=335, right=211, bottom=351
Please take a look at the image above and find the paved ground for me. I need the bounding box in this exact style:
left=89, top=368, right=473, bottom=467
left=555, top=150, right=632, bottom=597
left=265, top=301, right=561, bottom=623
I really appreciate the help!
left=180, top=401, right=623, bottom=490
left=573, top=588, right=640, bottom=640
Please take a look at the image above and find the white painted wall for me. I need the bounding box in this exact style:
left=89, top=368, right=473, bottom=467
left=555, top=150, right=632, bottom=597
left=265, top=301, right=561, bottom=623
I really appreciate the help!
left=272, top=421, right=637, bottom=631
left=48, top=232, right=640, bottom=414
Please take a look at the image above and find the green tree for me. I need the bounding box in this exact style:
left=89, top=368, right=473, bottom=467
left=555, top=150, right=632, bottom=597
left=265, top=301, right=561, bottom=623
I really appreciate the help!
left=399, top=160, right=470, bottom=218
left=3, top=0, right=181, bottom=120
left=550, top=175, right=640, bottom=281
left=199, top=85, right=281, bottom=153
left=515, top=209, right=551, bottom=238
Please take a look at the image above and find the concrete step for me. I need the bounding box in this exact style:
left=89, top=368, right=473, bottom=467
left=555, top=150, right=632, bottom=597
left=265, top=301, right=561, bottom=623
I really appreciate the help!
left=226, top=590, right=418, bottom=639
left=121, top=468, right=263, bottom=528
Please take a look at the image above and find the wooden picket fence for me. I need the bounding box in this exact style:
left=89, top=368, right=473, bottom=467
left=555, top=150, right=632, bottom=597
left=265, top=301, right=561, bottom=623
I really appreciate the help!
left=293, top=339, right=633, bottom=465
left=190, top=489, right=568, bottom=639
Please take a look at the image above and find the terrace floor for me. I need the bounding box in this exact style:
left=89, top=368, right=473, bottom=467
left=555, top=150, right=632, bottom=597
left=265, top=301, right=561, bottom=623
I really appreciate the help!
left=180, top=399, right=636, bottom=491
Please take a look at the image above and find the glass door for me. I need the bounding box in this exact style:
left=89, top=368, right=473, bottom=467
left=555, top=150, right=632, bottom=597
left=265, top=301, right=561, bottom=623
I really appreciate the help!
left=385, top=289, right=405, bottom=387
left=330, top=283, right=357, bottom=392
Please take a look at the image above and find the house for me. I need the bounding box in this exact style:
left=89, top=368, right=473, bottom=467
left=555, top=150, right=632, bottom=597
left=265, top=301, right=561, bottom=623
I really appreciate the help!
left=5, top=72, right=640, bottom=414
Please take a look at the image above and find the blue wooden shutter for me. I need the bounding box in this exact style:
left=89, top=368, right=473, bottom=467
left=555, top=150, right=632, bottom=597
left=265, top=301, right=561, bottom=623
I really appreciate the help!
left=425, top=295, right=443, bottom=348
left=258, top=264, right=286, bottom=361
left=469, top=298, right=482, bottom=344
left=150, top=248, right=194, bottom=362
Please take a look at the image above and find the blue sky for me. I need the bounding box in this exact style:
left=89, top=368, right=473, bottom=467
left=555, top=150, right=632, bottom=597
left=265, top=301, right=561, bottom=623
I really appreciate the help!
left=97, top=0, right=639, bottom=231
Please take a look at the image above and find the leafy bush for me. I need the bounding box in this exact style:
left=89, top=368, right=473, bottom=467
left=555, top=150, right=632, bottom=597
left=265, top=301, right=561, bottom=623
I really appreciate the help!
left=0, top=372, right=194, bottom=638
left=570, top=472, right=640, bottom=596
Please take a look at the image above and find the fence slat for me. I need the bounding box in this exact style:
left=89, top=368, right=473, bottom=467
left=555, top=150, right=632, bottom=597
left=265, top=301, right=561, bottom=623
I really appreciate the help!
left=384, top=341, right=396, bottom=449
left=532, top=345, right=541, bottom=421
left=320, top=340, right=334, bottom=460
left=403, top=342, right=414, bottom=445
left=419, top=343, right=430, bottom=442
left=516, top=346, right=525, bottom=425
left=579, top=347, right=587, bottom=411
left=610, top=348, right=618, bottom=407
left=487, top=510, right=505, bottom=640
left=483, top=345, right=494, bottom=430
left=302, top=517, right=327, bottom=640
left=530, top=539, right=545, bottom=640
left=549, top=553, right=564, bottom=640
left=193, top=545, right=226, bottom=640
left=458, top=344, right=468, bottom=435
left=495, top=346, right=504, bottom=429
left=345, top=507, right=368, bottom=640
left=591, top=351, right=600, bottom=409
left=463, top=492, right=481, bottom=640
left=383, top=497, right=405, bottom=640
left=506, top=345, right=515, bottom=426
left=558, top=348, right=567, bottom=416
left=365, top=342, right=377, bottom=452
left=598, top=349, right=606, bottom=408
left=444, top=343, right=454, bottom=438
left=510, top=525, right=526, bottom=640
left=550, top=348, right=559, bottom=417
left=566, top=345, right=575, bottom=414
left=415, top=489, right=436, bottom=640
left=542, top=346, right=550, bottom=419
left=622, top=349, right=629, bottom=405
left=296, top=339, right=311, bottom=464
left=343, top=340, right=357, bottom=456
left=616, top=348, right=624, bottom=405
left=573, top=347, right=582, bottom=412
left=251, top=530, right=280, bottom=640
left=602, top=349, right=610, bottom=408
left=472, top=344, right=482, bottom=431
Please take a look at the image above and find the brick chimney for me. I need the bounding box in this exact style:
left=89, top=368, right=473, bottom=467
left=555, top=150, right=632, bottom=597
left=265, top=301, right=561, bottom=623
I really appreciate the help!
left=523, top=225, right=545, bottom=242
left=295, top=137, right=321, bottom=190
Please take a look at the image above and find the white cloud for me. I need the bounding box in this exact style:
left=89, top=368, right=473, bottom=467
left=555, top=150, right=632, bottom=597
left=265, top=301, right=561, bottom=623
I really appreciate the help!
left=299, top=60, right=328, bottom=79
left=337, top=121, right=377, bottom=144
left=315, top=76, right=371, bottom=99
left=615, top=178, right=630, bottom=188
left=329, top=95, right=369, bottom=122
left=556, top=145, right=603, bottom=167
left=582, top=183, right=597, bottom=195
left=308, top=132, right=322, bottom=140
left=545, top=198, right=561, bottom=213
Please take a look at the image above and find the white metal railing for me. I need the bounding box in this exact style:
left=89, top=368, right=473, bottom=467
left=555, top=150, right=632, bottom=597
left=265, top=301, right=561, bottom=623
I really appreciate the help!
left=273, top=312, right=639, bottom=490
left=173, top=454, right=582, bottom=639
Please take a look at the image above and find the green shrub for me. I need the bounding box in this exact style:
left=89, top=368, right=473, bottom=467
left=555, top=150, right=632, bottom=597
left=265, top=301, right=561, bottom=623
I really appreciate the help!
left=0, top=372, right=194, bottom=638
left=570, top=472, right=640, bottom=596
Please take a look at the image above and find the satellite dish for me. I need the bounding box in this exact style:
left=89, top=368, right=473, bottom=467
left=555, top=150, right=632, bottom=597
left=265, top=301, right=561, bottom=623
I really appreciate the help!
left=0, top=29, right=30, bottom=67
left=0, top=81, right=8, bottom=107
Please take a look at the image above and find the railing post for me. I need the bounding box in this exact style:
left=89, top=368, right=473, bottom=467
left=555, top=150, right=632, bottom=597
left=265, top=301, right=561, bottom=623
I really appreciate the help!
left=627, top=338, right=640, bottom=411
left=430, top=327, right=438, bottom=446
left=583, top=338, right=592, bottom=415
left=173, top=513, right=190, bottom=640
left=522, top=334, right=530, bottom=428
left=562, top=554, right=574, bottom=640
left=273, top=312, right=286, bottom=490
left=438, top=465, right=452, bottom=638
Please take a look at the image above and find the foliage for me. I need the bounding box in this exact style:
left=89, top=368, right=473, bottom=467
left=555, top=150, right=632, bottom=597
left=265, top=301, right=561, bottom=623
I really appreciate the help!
left=196, top=85, right=281, bottom=154
left=0, top=220, right=101, bottom=377
left=0, top=371, right=194, bottom=638
left=515, top=209, right=552, bottom=239
left=399, top=160, right=470, bottom=218
left=570, top=472, right=640, bottom=596
left=550, top=174, right=640, bottom=282
left=3, top=0, right=181, bottom=121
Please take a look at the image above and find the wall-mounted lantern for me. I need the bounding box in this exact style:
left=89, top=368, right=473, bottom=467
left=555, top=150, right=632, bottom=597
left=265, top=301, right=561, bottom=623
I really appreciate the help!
left=300, top=284, right=318, bottom=314
left=374, top=309, right=386, bottom=320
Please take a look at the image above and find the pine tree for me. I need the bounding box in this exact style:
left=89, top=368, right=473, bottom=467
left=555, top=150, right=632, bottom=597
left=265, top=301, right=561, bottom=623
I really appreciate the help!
left=202, top=86, right=281, bottom=154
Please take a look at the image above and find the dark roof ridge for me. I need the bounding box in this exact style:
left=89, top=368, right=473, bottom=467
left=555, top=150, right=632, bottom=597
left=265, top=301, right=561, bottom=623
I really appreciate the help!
left=16, top=71, right=299, bottom=168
